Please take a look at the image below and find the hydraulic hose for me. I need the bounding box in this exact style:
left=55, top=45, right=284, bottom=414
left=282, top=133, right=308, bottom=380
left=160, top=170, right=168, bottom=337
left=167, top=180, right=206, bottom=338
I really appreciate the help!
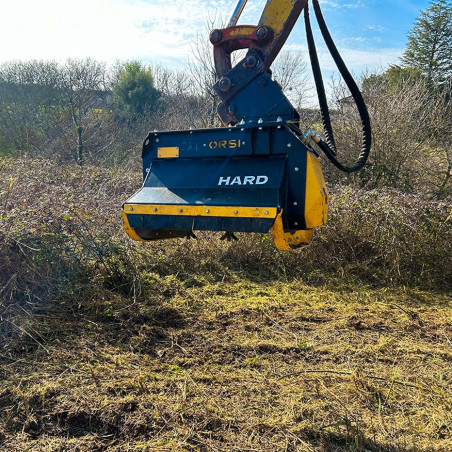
left=304, top=0, right=372, bottom=173
left=303, top=3, right=337, bottom=154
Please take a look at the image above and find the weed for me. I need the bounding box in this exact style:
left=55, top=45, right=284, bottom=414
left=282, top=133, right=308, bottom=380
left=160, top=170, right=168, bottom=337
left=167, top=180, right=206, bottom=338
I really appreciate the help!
left=298, top=339, right=312, bottom=350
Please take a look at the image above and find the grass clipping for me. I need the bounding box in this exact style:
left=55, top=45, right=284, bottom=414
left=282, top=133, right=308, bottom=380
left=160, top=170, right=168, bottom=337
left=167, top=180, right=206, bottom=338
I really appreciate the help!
left=0, top=157, right=451, bottom=451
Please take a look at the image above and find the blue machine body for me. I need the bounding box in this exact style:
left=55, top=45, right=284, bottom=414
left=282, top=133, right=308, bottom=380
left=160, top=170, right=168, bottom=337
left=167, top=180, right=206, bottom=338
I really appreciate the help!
left=123, top=119, right=326, bottom=247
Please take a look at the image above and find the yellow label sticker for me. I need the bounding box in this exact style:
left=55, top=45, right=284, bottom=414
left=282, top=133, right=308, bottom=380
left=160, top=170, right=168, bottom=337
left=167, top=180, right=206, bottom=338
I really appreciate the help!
left=158, top=147, right=179, bottom=158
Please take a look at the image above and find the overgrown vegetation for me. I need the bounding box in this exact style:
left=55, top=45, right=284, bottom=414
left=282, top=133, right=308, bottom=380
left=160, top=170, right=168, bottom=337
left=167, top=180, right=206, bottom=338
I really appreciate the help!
left=1, top=159, right=450, bottom=316
left=1, top=158, right=451, bottom=450
left=1, top=1, right=451, bottom=449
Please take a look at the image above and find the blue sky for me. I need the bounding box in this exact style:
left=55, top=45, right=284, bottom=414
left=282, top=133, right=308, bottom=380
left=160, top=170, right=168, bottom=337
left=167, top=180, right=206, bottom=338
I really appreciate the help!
left=0, top=0, right=431, bottom=76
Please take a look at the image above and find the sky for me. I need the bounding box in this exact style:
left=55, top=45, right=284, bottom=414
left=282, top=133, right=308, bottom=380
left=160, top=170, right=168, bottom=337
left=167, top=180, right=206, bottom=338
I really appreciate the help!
left=0, top=0, right=431, bottom=79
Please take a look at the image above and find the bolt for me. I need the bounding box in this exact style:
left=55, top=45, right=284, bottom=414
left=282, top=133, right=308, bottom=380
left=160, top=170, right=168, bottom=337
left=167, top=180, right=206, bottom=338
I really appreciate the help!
left=178, top=208, right=183, bottom=213
left=129, top=207, right=133, bottom=211
left=256, top=26, right=268, bottom=40
left=234, top=209, right=238, bottom=214
left=294, top=167, right=299, bottom=172
left=205, top=209, right=210, bottom=213
left=153, top=207, right=158, bottom=212
left=210, top=29, right=222, bottom=44
left=264, top=210, right=269, bottom=215
left=294, top=222, right=298, bottom=226
left=293, top=202, right=298, bottom=206
left=158, top=154, right=161, bottom=157
left=219, top=77, right=232, bottom=92
left=287, top=143, right=292, bottom=148
left=244, top=54, right=258, bottom=68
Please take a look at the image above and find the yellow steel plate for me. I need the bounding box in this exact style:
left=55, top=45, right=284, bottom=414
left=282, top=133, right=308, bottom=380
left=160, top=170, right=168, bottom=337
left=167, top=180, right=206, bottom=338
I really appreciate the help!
left=122, top=211, right=145, bottom=241
left=271, top=211, right=313, bottom=250
left=158, top=147, right=179, bottom=158
left=123, top=204, right=278, bottom=219
left=305, top=152, right=328, bottom=228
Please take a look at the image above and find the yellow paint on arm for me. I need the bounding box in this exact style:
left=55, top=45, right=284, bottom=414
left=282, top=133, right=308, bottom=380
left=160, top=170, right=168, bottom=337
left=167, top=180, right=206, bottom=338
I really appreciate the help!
left=258, top=0, right=296, bottom=35
left=229, top=26, right=256, bottom=36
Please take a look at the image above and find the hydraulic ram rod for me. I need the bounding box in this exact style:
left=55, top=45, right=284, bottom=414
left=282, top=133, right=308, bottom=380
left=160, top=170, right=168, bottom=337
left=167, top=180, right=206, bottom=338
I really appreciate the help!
left=228, top=0, right=248, bottom=26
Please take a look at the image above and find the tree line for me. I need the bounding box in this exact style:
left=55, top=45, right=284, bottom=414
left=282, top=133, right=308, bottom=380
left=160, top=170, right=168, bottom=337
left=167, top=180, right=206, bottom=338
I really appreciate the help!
left=0, top=0, right=450, bottom=197
left=0, top=59, right=201, bottom=165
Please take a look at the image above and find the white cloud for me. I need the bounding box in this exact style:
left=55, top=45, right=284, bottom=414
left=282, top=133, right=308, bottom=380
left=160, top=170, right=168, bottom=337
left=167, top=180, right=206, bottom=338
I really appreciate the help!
left=0, top=0, right=273, bottom=65
left=319, top=0, right=364, bottom=9
left=0, top=0, right=401, bottom=77
left=367, top=24, right=385, bottom=33
left=284, top=43, right=403, bottom=72
left=0, top=0, right=230, bottom=65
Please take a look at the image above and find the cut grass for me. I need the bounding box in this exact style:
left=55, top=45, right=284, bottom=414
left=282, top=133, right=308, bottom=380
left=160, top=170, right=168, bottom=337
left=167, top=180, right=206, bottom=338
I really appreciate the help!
left=1, top=157, right=451, bottom=450
left=1, top=279, right=451, bottom=451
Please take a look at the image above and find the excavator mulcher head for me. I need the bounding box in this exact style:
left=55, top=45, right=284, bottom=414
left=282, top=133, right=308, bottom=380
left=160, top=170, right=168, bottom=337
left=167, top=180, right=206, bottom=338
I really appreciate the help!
left=122, top=0, right=371, bottom=250
left=123, top=123, right=328, bottom=250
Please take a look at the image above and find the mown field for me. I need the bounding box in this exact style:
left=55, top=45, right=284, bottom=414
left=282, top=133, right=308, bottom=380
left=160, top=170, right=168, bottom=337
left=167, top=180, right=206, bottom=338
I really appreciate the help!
left=1, top=158, right=451, bottom=451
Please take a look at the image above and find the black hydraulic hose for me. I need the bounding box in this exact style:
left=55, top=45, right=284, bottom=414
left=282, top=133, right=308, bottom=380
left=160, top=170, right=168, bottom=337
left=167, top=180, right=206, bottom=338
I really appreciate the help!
left=303, top=4, right=337, bottom=154
left=305, top=0, right=372, bottom=173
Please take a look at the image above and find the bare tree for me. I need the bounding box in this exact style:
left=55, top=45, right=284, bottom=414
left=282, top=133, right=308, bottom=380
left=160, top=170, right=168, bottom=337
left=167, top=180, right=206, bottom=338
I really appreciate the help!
left=59, top=58, right=107, bottom=164
left=422, top=80, right=452, bottom=198
left=0, top=60, right=62, bottom=154
left=185, top=17, right=224, bottom=128
left=149, top=64, right=196, bottom=130
left=272, top=51, right=310, bottom=108
left=323, top=71, right=452, bottom=197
